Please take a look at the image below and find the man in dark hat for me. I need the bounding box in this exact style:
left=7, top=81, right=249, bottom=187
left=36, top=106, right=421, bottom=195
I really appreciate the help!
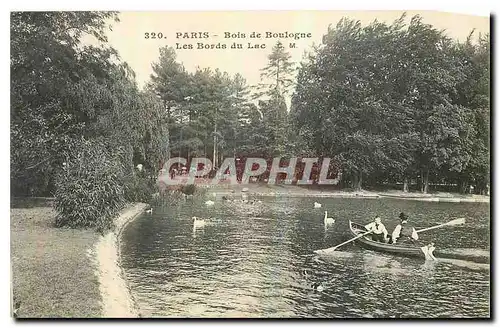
left=391, top=212, right=419, bottom=244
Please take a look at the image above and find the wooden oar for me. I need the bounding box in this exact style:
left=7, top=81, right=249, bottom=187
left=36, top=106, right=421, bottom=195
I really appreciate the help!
left=314, top=230, right=373, bottom=254
left=416, top=217, right=466, bottom=233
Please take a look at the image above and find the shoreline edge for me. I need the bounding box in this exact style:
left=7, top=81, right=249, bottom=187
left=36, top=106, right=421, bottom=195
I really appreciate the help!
left=94, top=202, right=148, bottom=318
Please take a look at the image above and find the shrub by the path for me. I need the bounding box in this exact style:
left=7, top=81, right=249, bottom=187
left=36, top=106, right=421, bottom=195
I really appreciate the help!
left=54, top=141, right=126, bottom=233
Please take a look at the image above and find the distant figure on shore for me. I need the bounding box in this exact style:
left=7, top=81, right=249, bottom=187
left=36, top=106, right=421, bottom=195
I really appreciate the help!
left=392, top=212, right=418, bottom=244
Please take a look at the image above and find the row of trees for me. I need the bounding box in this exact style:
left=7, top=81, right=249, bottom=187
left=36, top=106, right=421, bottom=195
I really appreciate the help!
left=148, top=14, right=489, bottom=194
left=291, top=15, right=490, bottom=193
left=147, top=40, right=297, bottom=168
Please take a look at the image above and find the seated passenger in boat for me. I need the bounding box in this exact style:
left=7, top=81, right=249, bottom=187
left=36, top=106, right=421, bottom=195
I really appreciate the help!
left=392, top=212, right=419, bottom=244
left=364, top=216, right=388, bottom=243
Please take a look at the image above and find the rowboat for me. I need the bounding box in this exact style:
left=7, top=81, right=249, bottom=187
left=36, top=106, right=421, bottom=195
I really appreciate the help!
left=349, top=220, right=434, bottom=259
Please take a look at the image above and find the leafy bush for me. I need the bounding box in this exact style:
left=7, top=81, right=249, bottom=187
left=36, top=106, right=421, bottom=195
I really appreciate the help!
left=181, top=184, right=196, bottom=195
left=54, top=140, right=126, bottom=233
left=124, top=173, right=155, bottom=203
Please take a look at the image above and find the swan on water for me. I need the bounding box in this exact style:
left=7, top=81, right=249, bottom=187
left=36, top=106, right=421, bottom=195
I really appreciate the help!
left=193, top=216, right=206, bottom=228
left=324, top=211, right=335, bottom=225
left=205, top=200, right=215, bottom=206
left=145, top=208, right=153, bottom=214
left=314, top=202, right=322, bottom=208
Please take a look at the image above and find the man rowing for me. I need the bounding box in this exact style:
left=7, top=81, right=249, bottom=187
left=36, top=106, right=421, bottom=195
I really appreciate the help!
left=392, top=212, right=419, bottom=244
left=364, top=216, right=388, bottom=243
left=390, top=213, right=437, bottom=260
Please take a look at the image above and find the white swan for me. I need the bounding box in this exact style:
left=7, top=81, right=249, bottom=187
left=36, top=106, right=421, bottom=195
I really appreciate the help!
left=324, top=211, right=335, bottom=225
left=205, top=200, right=215, bottom=206
left=193, top=216, right=206, bottom=228
left=314, top=202, right=322, bottom=208
left=145, top=208, right=153, bottom=214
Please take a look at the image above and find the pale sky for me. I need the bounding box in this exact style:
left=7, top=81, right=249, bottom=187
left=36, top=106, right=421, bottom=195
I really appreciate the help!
left=102, top=11, right=489, bottom=89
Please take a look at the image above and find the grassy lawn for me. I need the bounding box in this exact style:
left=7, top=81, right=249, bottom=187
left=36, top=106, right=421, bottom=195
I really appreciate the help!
left=11, top=199, right=102, bottom=318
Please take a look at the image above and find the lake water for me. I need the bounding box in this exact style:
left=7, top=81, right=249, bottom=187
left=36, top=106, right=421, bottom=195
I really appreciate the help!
left=120, top=196, right=490, bottom=318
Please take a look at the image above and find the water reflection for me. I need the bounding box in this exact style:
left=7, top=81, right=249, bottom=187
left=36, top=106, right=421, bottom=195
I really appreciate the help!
left=120, top=197, right=489, bottom=318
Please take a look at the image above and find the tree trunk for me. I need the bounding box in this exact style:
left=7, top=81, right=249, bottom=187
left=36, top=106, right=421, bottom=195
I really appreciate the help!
left=352, top=171, right=362, bottom=191
left=403, top=177, right=409, bottom=193
left=416, top=175, right=422, bottom=193
left=163, top=124, right=170, bottom=174
left=164, top=100, right=171, bottom=162
left=213, top=103, right=218, bottom=170
left=423, top=169, right=429, bottom=194
left=419, top=170, right=424, bottom=193
left=459, top=180, right=468, bottom=194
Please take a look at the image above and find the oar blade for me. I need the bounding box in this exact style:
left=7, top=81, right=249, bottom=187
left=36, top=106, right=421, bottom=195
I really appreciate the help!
left=416, top=217, right=467, bottom=233
left=314, top=246, right=338, bottom=254
left=314, top=228, right=372, bottom=254
left=446, top=217, right=466, bottom=226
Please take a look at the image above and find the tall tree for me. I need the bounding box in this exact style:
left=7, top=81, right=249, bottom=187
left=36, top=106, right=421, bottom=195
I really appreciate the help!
left=291, top=15, right=482, bottom=192
left=148, top=50, right=252, bottom=168
left=450, top=32, right=490, bottom=194
left=292, top=18, right=394, bottom=190
left=401, top=16, right=469, bottom=193
left=11, top=11, right=119, bottom=195
left=148, top=46, right=191, bottom=162
left=255, top=41, right=296, bottom=158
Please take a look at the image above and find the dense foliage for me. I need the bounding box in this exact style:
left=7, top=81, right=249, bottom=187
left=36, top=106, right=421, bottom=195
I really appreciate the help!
left=11, top=11, right=490, bottom=232
left=149, top=16, right=489, bottom=193
left=54, top=139, right=125, bottom=232
left=291, top=15, right=490, bottom=192
left=11, top=12, right=167, bottom=230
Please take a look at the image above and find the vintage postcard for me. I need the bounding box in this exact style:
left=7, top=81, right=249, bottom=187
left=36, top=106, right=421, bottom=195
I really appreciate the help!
left=10, top=10, right=490, bottom=319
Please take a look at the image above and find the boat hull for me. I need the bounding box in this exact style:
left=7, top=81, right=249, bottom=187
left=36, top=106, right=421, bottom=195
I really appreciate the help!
left=349, top=221, right=429, bottom=259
